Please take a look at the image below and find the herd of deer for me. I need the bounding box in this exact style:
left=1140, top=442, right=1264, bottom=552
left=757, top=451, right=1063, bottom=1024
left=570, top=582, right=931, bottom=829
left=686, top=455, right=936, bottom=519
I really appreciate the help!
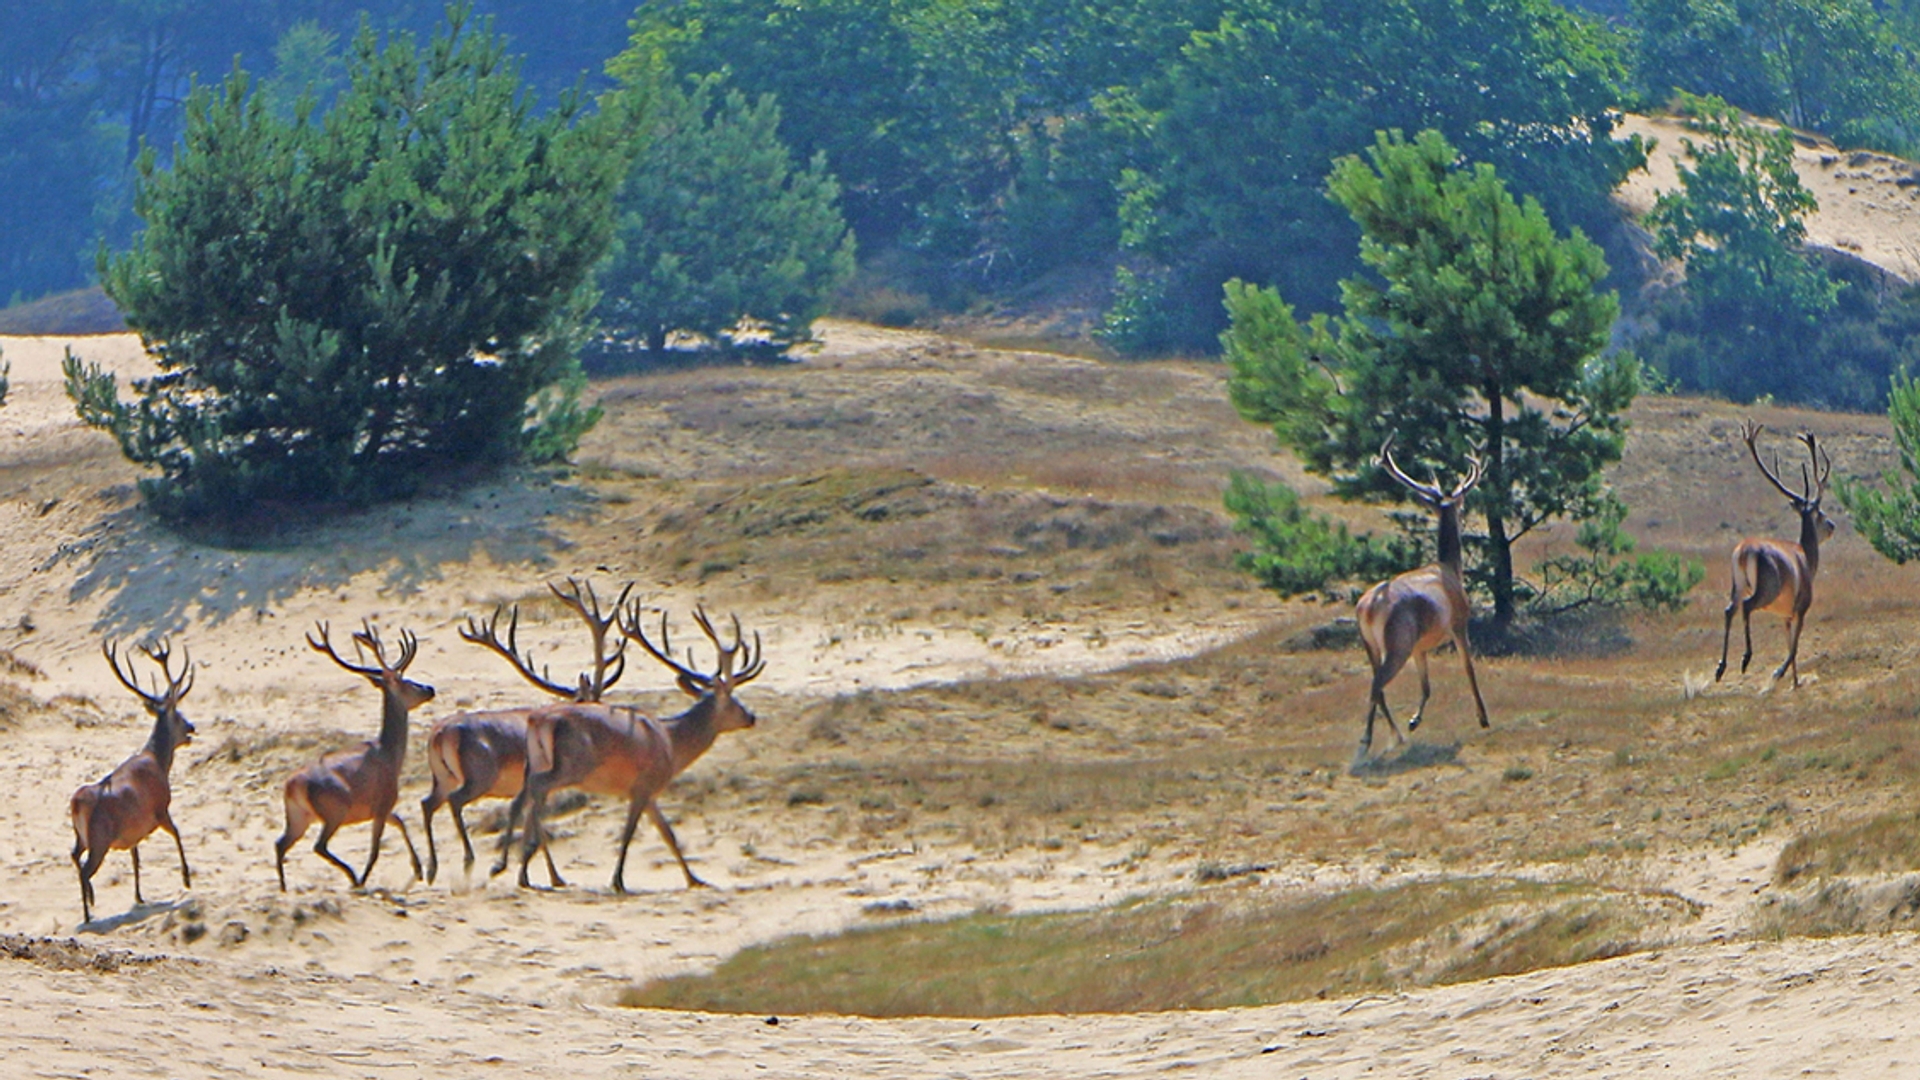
left=1353, top=419, right=1833, bottom=771
left=68, top=581, right=763, bottom=923
left=61, top=420, right=1839, bottom=924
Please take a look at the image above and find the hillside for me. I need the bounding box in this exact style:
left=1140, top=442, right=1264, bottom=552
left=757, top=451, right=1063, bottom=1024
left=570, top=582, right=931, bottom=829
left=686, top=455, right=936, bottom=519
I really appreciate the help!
left=1618, top=111, right=1920, bottom=282
left=0, top=324, right=1918, bottom=1075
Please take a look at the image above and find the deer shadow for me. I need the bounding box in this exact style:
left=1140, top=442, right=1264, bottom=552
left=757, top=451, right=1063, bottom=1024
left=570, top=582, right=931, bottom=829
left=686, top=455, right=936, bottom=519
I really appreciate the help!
left=1349, top=740, right=1463, bottom=778
left=58, top=474, right=599, bottom=638
left=74, top=895, right=192, bottom=935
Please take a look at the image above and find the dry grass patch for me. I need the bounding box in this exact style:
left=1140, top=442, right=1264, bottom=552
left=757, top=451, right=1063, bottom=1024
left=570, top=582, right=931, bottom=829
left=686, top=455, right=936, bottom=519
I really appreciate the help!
left=1775, top=809, right=1920, bottom=885
left=618, top=876, right=1699, bottom=1017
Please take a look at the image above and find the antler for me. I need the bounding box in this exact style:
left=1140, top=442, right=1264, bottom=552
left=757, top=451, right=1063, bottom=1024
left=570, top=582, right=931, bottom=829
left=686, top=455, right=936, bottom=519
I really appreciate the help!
left=1799, top=430, right=1832, bottom=499
left=620, top=603, right=765, bottom=691
left=1379, top=434, right=1483, bottom=503
left=461, top=578, right=633, bottom=702
left=547, top=577, right=630, bottom=700
left=103, top=637, right=193, bottom=707
left=1741, top=419, right=1815, bottom=506
left=460, top=604, right=580, bottom=700
left=309, top=620, right=416, bottom=678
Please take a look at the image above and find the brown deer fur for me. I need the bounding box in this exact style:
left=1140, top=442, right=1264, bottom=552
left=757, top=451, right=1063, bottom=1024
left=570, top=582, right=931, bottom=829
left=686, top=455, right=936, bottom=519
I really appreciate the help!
left=1716, top=420, right=1835, bottom=689
left=420, top=579, right=629, bottom=884
left=515, top=607, right=763, bottom=893
left=70, top=640, right=196, bottom=923
left=1353, top=439, right=1490, bottom=770
left=274, top=623, right=433, bottom=890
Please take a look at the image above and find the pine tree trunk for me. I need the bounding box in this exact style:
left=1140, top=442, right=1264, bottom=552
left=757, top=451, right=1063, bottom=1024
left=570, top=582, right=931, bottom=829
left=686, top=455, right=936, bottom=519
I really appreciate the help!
left=1483, top=381, right=1516, bottom=637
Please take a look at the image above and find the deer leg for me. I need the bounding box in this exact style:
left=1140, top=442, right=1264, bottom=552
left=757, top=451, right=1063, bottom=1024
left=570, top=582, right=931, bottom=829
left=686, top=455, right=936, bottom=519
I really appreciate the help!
left=72, top=838, right=91, bottom=923
left=274, top=829, right=296, bottom=892
left=77, top=845, right=105, bottom=924
left=356, top=814, right=390, bottom=888
left=1716, top=593, right=1738, bottom=681
left=130, top=844, right=144, bottom=906
left=1739, top=598, right=1758, bottom=674
left=611, top=799, right=647, bottom=895
left=539, top=827, right=563, bottom=888
left=518, top=779, right=552, bottom=890
left=1355, top=673, right=1403, bottom=771
left=445, top=796, right=473, bottom=878
left=489, top=790, right=523, bottom=877
left=1408, top=651, right=1432, bottom=733
left=1456, top=632, right=1490, bottom=729
left=420, top=790, right=443, bottom=885
left=276, top=785, right=315, bottom=892
left=1777, top=613, right=1806, bottom=688
left=648, top=801, right=709, bottom=889
left=159, top=811, right=191, bottom=889
left=312, top=821, right=361, bottom=887
left=389, top=812, right=423, bottom=881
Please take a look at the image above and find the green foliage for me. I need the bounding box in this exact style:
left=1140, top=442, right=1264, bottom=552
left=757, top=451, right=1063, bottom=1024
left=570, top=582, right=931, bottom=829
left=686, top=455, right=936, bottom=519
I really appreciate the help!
left=1632, top=0, right=1920, bottom=154
left=1838, top=372, right=1920, bottom=563
left=594, top=75, right=855, bottom=355
left=0, top=2, right=128, bottom=305
left=1533, top=495, right=1705, bottom=614
left=613, top=0, right=1220, bottom=285
left=1223, top=473, right=1420, bottom=601
left=522, top=373, right=604, bottom=467
left=1104, top=0, right=1644, bottom=355
left=1639, top=94, right=1858, bottom=404
left=69, top=5, right=623, bottom=520
left=1225, top=130, right=1647, bottom=630
left=256, top=20, right=347, bottom=122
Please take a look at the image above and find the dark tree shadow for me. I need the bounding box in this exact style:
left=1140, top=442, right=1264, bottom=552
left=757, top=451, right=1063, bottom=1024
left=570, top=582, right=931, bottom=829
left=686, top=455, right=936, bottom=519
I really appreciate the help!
left=1349, top=740, right=1463, bottom=777
left=57, top=474, right=599, bottom=638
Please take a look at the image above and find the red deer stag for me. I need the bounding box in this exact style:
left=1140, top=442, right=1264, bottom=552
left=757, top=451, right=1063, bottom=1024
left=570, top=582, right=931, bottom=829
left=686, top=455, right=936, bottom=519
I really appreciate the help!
left=275, top=622, right=434, bottom=890
left=1716, top=420, right=1835, bottom=689
left=1353, top=438, right=1489, bottom=770
left=513, top=606, right=764, bottom=892
left=419, top=578, right=631, bottom=884
left=70, top=640, right=196, bottom=923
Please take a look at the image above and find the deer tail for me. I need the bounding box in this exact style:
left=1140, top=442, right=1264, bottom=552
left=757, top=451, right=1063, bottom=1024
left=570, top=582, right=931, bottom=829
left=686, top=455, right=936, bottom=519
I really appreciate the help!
left=525, top=715, right=557, bottom=778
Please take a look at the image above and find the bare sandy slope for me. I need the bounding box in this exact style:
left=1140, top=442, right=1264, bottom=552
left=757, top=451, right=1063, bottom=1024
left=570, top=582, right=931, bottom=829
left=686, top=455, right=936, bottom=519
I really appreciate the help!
left=0, top=324, right=1912, bottom=1078
left=1618, top=111, right=1920, bottom=280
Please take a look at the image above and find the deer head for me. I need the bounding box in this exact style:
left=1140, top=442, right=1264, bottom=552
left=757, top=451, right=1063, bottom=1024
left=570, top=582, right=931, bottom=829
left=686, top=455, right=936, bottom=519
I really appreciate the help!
left=1741, top=420, right=1835, bottom=543
left=1378, top=434, right=1483, bottom=510
left=309, top=621, right=435, bottom=712
left=104, top=638, right=195, bottom=748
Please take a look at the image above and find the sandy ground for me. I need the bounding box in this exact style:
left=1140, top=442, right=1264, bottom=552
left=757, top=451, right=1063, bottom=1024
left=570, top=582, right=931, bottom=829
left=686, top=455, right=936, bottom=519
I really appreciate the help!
left=1617, top=111, right=1920, bottom=281
left=1, top=323, right=1918, bottom=1074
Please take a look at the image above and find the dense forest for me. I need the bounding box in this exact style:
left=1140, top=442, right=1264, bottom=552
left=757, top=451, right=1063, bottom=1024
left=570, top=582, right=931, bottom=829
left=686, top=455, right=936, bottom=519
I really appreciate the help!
left=11, top=0, right=1920, bottom=411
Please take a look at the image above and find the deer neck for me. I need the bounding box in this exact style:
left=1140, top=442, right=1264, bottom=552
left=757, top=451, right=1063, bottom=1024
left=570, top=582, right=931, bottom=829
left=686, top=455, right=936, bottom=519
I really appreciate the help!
left=376, top=692, right=410, bottom=758
left=1799, top=508, right=1823, bottom=576
left=144, top=712, right=179, bottom=772
left=661, top=695, right=723, bottom=778
left=1436, top=501, right=1464, bottom=577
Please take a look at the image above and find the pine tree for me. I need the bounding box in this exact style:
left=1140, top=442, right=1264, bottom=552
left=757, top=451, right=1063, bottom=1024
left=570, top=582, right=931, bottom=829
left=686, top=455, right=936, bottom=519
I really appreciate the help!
left=1225, top=130, right=1648, bottom=633
left=66, top=4, right=624, bottom=523
left=594, top=75, right=854, bottom=357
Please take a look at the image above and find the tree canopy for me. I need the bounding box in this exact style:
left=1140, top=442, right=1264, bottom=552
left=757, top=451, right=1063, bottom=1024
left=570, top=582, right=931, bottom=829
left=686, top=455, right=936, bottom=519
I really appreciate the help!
left=1225, top=130, right=1649, bottom=631
left=1099, top=0, right=1643, bottom=355
left=593, top=75, right=855, bottom=356
left=66, top=6, right=623, bottom=522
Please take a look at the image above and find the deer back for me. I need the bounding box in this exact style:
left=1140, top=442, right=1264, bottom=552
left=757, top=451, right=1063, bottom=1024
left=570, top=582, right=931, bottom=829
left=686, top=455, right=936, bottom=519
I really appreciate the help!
left=526, top=703, right=675, bottom=799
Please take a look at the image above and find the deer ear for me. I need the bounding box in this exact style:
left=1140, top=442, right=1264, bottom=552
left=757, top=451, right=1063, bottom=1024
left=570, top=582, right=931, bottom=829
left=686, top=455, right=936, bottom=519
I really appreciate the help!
left=677, top=673, right=705, bottom=698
